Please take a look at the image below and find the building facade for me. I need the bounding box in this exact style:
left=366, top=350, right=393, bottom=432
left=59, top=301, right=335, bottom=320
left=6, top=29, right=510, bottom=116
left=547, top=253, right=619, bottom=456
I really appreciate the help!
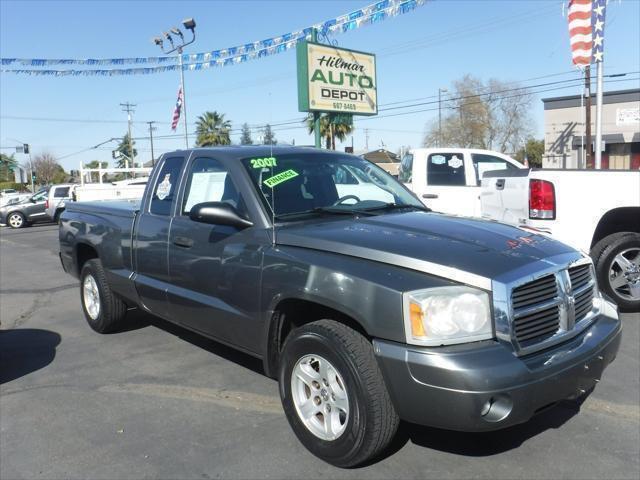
left=542, top=88, right=640, bottom=169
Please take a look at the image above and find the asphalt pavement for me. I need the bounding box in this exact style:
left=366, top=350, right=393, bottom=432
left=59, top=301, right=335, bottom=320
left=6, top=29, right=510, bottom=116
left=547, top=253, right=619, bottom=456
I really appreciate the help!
left=1, top=223, right=639, bottom=480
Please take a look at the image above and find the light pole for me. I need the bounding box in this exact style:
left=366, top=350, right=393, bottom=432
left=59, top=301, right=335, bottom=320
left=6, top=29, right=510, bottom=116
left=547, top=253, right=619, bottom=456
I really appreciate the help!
left=9, top=138, right=34, bottom=192
left=438, top=88, right=448, bottom=148
left=153, top=18, right=196, bottom=149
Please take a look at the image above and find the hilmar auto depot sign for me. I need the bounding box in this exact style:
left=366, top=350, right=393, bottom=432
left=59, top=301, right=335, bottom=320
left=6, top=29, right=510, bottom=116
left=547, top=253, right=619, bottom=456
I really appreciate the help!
left=297, top=41, right=377, bottom=115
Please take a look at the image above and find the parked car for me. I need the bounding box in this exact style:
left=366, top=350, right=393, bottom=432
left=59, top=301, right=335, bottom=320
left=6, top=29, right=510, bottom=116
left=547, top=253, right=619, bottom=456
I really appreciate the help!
left=0, top=192, right=31, bottom=207
left=0, top=188, right=18, bottom=197
left=0, top=188, right=50, bottom=228
left=481, top=168, right=640, bottom=311
left=59, top=146, right=620, bottom=467
left=399, top=148, right=525, bottom=217
left=45, top=184, right=76, bottom=223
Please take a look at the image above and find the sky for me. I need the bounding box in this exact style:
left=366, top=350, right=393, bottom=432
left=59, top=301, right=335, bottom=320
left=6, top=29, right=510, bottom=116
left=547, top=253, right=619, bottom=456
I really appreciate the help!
left=1, top=0, right=639, bottom=172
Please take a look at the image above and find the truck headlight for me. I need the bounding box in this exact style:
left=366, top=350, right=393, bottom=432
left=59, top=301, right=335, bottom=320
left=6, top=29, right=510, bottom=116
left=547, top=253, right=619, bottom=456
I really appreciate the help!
left=403, top=286, right=493, bottom=346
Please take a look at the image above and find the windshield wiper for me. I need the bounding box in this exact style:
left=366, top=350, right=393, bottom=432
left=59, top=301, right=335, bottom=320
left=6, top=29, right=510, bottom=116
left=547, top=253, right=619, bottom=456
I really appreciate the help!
left=275, top=206, right=377, bottom=220
left=363, top=203, right=431, bottom=213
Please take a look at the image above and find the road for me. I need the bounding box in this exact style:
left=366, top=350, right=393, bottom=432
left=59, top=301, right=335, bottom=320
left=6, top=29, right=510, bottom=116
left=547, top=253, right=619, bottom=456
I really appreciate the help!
left=1, top=223, right=639, bottom=480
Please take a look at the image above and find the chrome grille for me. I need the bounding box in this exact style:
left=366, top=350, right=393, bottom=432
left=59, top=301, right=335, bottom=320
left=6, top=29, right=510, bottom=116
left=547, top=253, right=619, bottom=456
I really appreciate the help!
left=574, top=286, right=594, bottom=321
left=511, top=273, right=560, bottom=347
left=508, top=260, right=597, bottom=353
left=512, top=274, right=557, bottom=310
left=569, top=264, right=595, bottom=322
left=569, top=264, right=591, bottom=291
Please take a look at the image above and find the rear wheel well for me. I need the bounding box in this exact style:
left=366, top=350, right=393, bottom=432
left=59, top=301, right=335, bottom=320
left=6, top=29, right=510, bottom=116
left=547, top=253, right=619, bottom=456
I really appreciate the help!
left=591, top=207, right=640, bottom=249
left=76, top=243, right=98, bottom=276
left=265, top=298, right=369, bottom=378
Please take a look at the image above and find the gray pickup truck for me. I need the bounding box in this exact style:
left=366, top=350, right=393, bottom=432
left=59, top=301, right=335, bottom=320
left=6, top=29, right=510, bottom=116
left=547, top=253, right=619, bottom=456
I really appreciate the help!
left=59, top=146, right=621, bottom=467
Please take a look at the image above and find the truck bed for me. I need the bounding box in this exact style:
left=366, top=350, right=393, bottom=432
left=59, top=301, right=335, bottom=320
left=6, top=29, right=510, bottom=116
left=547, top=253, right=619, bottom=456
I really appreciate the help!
left=60, top=199, right=141, bottom=284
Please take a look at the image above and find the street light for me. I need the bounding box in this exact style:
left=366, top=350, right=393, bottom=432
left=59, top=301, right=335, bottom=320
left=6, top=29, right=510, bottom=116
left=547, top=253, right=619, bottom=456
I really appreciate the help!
left=438, top=88, right=448, bottom=148
left=153, top=17, right=196, bottom=149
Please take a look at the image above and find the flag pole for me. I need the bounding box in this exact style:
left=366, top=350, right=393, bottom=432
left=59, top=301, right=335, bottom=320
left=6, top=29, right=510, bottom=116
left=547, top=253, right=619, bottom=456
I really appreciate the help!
left=584, top=66, right=592, bottom=168
left=594, top=60, right=603, bottom=169
left=178, top=48, right=189, bottom=149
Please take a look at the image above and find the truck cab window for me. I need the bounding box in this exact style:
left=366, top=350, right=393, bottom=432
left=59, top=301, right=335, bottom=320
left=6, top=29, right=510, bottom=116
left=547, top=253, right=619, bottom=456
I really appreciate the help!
left=399, top=154, right=413, bottom=183
left=471, top=154, right=515, bottom=185
left=149, top=156, right=183, bottom=216
left=54, top=187, right=70, bottom=198
left=182, top=157, right=244, bottom=215
left=427, top=153, right=465, bottom=186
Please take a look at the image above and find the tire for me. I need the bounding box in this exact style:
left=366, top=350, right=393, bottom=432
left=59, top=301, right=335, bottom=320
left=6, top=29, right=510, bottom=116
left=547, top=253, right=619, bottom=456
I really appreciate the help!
left=591, top=232, right=640, bottom=312
left=80, top=259, right=128, bottom=333
left=279, top=320, right=399, bottom=468
left=7, top=212, right=26, bottom=229
left=53, top=209, right=63, bottom=224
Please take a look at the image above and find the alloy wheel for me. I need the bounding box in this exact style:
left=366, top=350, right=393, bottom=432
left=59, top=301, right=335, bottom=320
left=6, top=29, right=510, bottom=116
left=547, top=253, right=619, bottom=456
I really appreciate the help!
left=290, top=354, right=349, bottom=441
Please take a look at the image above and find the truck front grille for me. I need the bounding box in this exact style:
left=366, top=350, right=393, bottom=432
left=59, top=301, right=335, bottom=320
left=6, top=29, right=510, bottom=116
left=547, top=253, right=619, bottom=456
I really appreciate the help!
left=509, top=262, right=597, bottom=352
left=512, top=274, right=560, bottom=347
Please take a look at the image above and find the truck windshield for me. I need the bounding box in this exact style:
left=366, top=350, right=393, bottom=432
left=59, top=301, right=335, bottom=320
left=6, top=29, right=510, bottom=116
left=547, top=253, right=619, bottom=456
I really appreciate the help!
left=241, top=153, right=424, bottom=219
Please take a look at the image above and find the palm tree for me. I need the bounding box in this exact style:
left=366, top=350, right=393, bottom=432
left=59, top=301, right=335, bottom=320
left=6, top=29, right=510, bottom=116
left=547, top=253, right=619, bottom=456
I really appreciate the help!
left=195, top=111, right=232, bottom=147
left=306, top=113, right=354, bottom=150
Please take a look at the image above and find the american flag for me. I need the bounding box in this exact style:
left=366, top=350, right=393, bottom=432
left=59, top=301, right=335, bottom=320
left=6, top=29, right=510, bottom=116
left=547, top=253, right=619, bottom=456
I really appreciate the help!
left=171, top=85, right=183, bottom=131
left=568, top=0, right=607, bottom=66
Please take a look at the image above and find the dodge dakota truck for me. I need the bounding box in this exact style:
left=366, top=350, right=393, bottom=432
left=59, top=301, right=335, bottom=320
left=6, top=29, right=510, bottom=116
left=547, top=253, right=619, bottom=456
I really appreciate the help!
left=59, top=146, right=621, bottom=467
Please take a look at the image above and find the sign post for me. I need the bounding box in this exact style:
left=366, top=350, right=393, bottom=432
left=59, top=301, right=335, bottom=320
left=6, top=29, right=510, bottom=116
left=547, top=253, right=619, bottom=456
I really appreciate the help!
left=297, top=38, right=377, bottom=149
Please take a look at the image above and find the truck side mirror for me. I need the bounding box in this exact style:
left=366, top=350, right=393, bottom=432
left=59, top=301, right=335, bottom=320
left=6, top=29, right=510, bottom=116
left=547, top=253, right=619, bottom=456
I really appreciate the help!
left=189, top=201, right=253, bottom=229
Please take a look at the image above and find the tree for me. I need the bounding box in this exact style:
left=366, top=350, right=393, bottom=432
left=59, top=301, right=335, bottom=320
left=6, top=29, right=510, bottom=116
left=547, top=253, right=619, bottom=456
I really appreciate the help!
left=306, top=113, right=354, bottom=150
left=195, top=111, right=231, bottom=147
left=32, top=152, right=66, bottom=184
left=262, top=124, right=277, bottom=145
left=84, top=160, right=109, bottom=182
left=115, top=133, right=137, bottom=168
left=423, top=74, right=534, bottom=153
left=515, top=138, right=545, bottom=168
left=0, top=153, right=18, bottom=182
left=240, top=123, right=253, bottom=145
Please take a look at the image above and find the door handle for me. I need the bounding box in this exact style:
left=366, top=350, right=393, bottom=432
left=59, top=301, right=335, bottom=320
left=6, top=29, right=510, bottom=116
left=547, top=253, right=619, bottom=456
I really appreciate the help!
left=173, top=236, right=194, bottom=248
left=495, top=179, right=505, bottom=190
left=422, top=193, right=439, bottom=199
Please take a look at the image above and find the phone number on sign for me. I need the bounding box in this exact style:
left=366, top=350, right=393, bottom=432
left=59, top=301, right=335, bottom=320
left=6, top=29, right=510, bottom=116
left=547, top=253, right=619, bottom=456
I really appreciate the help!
left=332, top=102, right=357, bottom=111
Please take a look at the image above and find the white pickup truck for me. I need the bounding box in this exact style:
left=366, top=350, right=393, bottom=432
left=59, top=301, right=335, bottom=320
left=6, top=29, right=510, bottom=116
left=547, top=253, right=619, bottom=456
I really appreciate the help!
left=399, top=148, right=525, bottom=217
left=481, top=169, right=640, bottom=311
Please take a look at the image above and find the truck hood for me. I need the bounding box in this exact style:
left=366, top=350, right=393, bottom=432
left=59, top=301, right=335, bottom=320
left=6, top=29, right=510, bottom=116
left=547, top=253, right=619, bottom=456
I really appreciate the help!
left=276, top=211, right=577, bottom=289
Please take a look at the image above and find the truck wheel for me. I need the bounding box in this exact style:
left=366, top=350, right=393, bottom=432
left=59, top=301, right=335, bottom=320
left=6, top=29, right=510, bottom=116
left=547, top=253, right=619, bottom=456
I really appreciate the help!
left=279, top=320, right=399, bottom=468
left=80, top=259, right=128, bottom=333
left=7, top=212, right=26, bottom=229
left=591, top=232, right=640, bottom=312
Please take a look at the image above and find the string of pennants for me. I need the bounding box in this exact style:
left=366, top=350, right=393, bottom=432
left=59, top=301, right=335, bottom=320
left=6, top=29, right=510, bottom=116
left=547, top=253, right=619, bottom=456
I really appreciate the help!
left=1, top=0, right=427, bottom=77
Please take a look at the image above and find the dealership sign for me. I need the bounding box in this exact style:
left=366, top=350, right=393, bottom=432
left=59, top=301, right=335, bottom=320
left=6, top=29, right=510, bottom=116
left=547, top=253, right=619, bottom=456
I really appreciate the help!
left=297, top=41, right=377, bottom=116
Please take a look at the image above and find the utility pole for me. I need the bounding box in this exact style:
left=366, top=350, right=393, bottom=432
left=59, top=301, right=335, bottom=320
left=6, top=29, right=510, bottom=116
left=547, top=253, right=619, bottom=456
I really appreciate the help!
left=438, top=88, right=448, bottom=148
left=120, top=102, right=136, bottom=167
left=584, top=66, right=592, bottom=168
left=365, top=129, right=370, bottom=151
left=147, top=121, right=157, bottom=166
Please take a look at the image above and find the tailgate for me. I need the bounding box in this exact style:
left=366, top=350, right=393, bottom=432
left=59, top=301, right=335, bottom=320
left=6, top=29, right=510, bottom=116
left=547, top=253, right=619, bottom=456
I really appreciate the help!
left=480, top=169, right=530, bottom=224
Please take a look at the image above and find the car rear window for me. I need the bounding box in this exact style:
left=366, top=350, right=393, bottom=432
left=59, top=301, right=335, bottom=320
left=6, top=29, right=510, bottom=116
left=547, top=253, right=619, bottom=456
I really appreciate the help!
left=54, top=187, right=70, bottom=198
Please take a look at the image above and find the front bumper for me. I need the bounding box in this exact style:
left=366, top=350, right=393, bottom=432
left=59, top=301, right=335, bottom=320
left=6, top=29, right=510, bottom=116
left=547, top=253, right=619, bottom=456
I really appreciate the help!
left=374, top=300, right=621, bottom=432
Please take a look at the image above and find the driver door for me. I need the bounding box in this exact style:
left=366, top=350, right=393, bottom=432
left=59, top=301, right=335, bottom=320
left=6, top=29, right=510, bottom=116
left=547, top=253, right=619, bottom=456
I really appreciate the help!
left=24, top=190, right=48, bottom=222
left=167, top=155, right=263, bottom=353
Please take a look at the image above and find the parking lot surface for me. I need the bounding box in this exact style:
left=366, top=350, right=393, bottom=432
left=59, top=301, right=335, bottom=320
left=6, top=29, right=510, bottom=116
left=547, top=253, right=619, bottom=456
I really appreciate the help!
left=1, top=223, right=639, bottom=480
